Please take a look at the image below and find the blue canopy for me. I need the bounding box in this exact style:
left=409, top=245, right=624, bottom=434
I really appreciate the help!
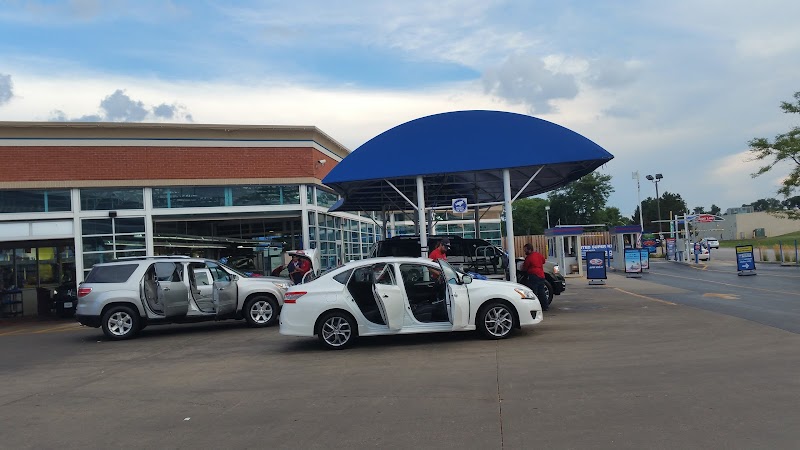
left=323, top=110, right=614, bottom=212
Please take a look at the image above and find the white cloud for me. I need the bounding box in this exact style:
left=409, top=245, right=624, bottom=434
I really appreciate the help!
left=0, top=73, right=12, bottom=105
left=482, top=54, right=579, bottom=114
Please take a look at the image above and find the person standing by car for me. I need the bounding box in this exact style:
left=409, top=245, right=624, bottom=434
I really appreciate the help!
left=287, top=255, right=302, bottom=284
left=521, top=243, right=548, bottom=311
left=429, top=238, right=450, bottom=261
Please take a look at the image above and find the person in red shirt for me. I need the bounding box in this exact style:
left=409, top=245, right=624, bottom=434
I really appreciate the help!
left=520, top=243, right=548, bottom=311
left=429, top=238, right=450, bottom=261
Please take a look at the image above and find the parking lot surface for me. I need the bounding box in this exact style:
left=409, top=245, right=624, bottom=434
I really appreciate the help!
left=1, top=272, right=799, bottom=449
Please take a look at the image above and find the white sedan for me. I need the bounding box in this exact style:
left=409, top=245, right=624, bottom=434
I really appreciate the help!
left=279, top=257, right=543, bottom=349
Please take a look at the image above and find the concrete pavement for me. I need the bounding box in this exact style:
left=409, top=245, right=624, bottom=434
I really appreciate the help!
left=0, top=273, right=798, bottom=449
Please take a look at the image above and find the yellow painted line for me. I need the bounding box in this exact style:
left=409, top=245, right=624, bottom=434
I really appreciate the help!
left=613, top=287, right=677, bottom=306
left=702, top=293, right=739, bottom=300
left=649, top=270, right=800, bottom=297
left=0, top=328, right=30, bottom=337
left=0, top=322, right=81, bottom=337
left=31, top=323, right=81, bottom=334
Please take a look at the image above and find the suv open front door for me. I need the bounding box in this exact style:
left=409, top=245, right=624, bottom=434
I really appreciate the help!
left=213, top=275, right=238, bottom=318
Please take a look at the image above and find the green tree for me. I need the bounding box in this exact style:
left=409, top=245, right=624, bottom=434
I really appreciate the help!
left=547, top=172, right=614, bottom=225
left=692, top=206, right=705, bottom=214
left=631, top=191, right=688, bottom=232
left=596, top=206, right=630, bottom=226
left=782, top=196, right=800, bottom=209
left=750, top=197, right=782, bottom=212
left=511, top=197, right=549, bottom=235
left=748, top=91, right=800, bottom=197
left=709, top=204, right=721, bottom=215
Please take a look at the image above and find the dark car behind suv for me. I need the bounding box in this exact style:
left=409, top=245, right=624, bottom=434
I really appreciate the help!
left=369, top=235, right=566, bottom=303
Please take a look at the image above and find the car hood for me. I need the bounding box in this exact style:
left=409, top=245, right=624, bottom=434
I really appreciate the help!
left=244, top=276, right=289, bottom=283
left=469, top=278, right=528, bottom=291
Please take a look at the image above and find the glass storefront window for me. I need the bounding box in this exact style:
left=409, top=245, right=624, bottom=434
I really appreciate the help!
left=316, top=189, right=339, bottom=208
left=231, top=185, right=300, bottom=206
left=306, top=186, right=314, bottom=205
left=81, top=188, right=143, bottom=211
left=0, top=189, right=72, bottom=213
left=114, top=217, right=146, bottom=234
left=152, top=186, right=225, bottom=208
left=81, top=216, right=146, bottom=274
left=153, top=185, right=302, bottom=208
left=0, top=245, right=75, bottom=294
left=82, top=219, right=113, bottom=235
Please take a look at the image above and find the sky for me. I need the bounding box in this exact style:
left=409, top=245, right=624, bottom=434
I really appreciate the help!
left=1, top=0, right=799, bottom=217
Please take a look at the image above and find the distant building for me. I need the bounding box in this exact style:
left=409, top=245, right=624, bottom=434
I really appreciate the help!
left=724, top=206, right=754, bottom=215
left=695, top=210, right=800, bottom=240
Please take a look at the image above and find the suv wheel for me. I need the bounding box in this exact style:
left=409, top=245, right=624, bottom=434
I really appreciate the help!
left=101, top=305, right=140, bottom=340
left=542, top=280, right=554, bottom=305
left=244, top=295, right=279, bottom=327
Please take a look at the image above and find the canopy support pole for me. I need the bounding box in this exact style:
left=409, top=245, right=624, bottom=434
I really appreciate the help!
left=382, top=206, right=389, bottom=239
left=416, top=176, right=429, bottom=257
left=474, top=187, right=480, bottom=238
left=512, top=166, right=544, bottom=202
left=503, top=169, right=517, bottom=283
left=385, top=179, right=419, bottom=211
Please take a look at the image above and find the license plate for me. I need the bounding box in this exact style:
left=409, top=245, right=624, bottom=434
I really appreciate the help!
left=63, top=302, right=73, bottom=308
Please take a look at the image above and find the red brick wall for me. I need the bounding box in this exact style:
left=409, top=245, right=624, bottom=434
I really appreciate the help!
left=0, top=146, right=337, bottom=182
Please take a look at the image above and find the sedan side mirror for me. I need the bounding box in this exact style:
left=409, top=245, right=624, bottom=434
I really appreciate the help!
left=461, top=274, right=473, bottom=285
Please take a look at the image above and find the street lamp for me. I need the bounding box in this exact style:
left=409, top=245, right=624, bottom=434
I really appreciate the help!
left=545, top=205, right=551, bottom=229
left=645, top=174, right=663, bottom=236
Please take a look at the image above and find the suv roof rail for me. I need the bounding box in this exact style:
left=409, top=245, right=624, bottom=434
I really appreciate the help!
left=115, top=255, right=192, bottom=261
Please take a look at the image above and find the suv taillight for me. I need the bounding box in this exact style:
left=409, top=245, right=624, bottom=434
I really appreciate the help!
left=284, top=291, right=306, bottom=303
left=77, top=287, right=92, bottom=298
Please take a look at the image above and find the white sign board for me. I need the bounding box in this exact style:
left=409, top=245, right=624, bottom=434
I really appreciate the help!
left=452, top=198, right=468, bottom=214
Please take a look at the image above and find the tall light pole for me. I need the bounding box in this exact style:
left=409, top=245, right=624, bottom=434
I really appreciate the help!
left=632, top=171, right=644, bottom=232
left=646, top=174, right=663, bottom=236
left=545, top=205, right=551, bottom=229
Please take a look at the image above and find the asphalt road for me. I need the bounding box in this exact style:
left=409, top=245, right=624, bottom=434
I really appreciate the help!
left=1, top=272, right=799, bottom=449
left=643, top=255, right=800, bottom=333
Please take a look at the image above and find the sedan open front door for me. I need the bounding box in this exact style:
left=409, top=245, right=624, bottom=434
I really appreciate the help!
left=439, top=260, right=469, bottom=329
left=372, top=263, right=405, bottom=331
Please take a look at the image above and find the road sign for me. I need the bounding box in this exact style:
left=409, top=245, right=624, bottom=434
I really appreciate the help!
left=735, top=245, right=757, bottom=276
left=452, top=198, right=468, bottom=214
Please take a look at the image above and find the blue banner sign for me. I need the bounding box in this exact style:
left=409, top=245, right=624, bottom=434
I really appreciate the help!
left=666, top=238, right=676, bottom=260
left=585, top=251, right=607, bottom=279
left=641, top=233, right=657, bottom=254
left=639, top=249, right=650, bottom=270
left=581, top=244, right=613, bottom=259
left=736, top=245, right=756, bottom=273
left=624, top=249, right=642, bottom=274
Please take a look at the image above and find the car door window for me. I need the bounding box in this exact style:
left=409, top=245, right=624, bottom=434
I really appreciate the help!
left=374, top=264, right=396, bottom=285
left=207, top=262, right=231, bottom=282
left=193, top=269, right=211, bottom=286
left=439, top=260, right=460, bottom=285
left=154, top=262, right=181, bottom=282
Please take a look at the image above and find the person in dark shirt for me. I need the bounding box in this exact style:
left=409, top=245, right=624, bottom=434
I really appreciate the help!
left=521, top=243, right=548, bottom=311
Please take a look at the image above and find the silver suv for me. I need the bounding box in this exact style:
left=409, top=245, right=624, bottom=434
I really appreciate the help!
left=75, top=256, right=288, bottom=340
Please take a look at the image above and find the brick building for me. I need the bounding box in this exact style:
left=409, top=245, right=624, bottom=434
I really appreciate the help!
left=0, top=121, right=503, bottom=318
